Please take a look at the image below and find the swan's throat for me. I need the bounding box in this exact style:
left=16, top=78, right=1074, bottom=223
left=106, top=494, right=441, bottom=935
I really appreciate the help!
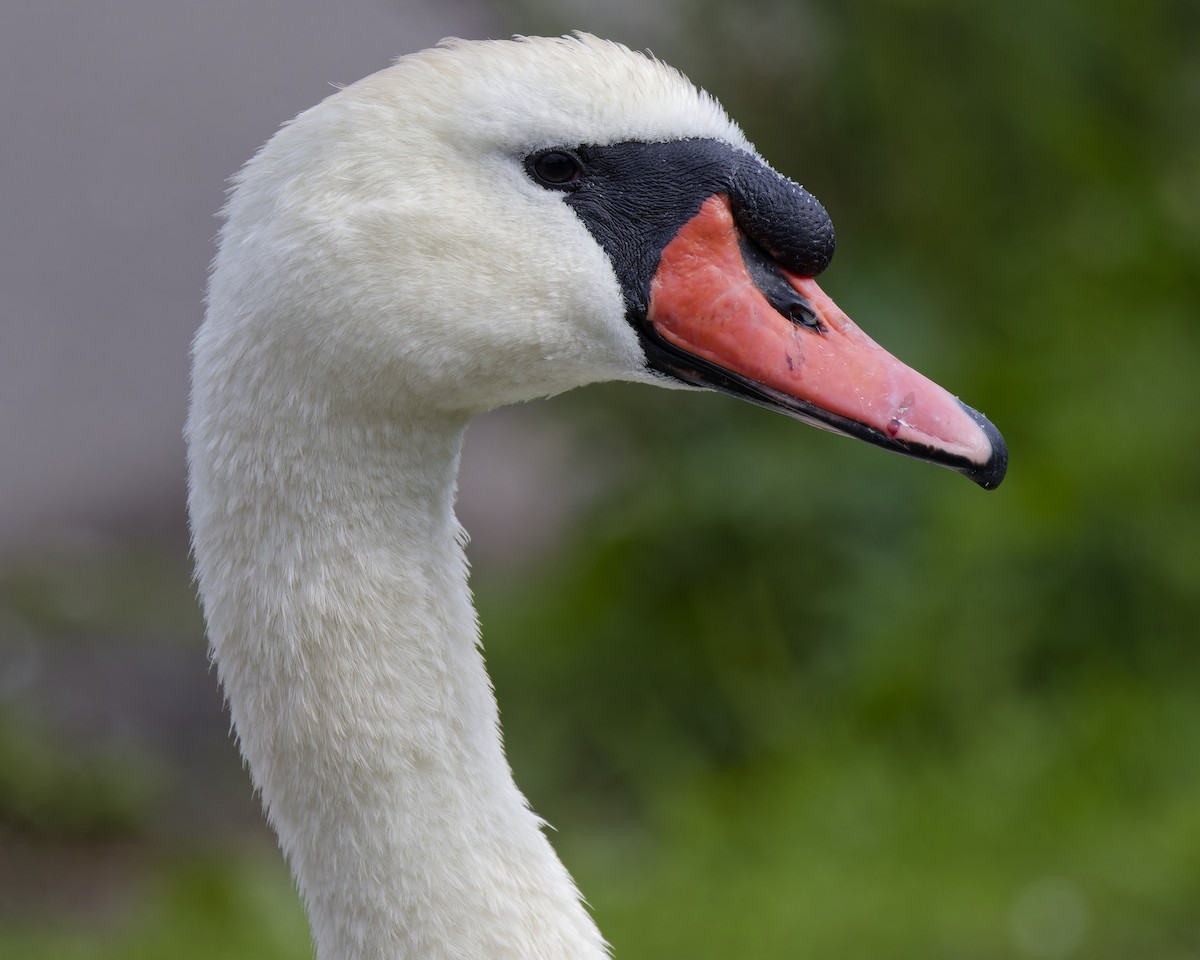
left=190, top=411, right=605, bottom=960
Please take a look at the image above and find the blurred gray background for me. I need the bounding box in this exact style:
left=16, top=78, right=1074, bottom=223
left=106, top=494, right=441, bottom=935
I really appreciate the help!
left=1, top=0, right=506, bottom=557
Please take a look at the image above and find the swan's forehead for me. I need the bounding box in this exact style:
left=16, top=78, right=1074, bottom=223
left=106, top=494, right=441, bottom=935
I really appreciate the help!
left=363, top=35, right=752, bottom=155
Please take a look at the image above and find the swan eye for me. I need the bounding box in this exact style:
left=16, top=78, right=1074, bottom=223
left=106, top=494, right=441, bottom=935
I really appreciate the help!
left=528, top=150, right=583, bottom=189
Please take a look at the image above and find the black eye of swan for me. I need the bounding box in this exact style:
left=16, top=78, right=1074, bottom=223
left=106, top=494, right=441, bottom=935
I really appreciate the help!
left=527, top=150, right=583, bottom=189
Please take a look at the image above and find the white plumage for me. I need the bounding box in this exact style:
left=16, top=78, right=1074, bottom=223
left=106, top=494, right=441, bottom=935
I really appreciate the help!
left=188, top=33, right=1003, bottom=960
left=189, top=36, right=748, bottom=960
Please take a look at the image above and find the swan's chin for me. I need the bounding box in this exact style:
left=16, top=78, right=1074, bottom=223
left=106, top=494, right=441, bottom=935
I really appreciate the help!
left=643, top=195, right=1008, bottom=490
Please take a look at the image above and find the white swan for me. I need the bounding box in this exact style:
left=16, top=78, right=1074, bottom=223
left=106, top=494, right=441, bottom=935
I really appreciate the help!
left=187, top=34, right=1005, bottom=960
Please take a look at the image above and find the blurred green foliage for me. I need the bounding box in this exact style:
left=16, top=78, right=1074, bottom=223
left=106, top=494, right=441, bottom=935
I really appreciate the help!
left=0, top=852, right=309, bottom=960
left=0, top=711, right=156, bottom=839
left=4, top=0, right=1198, bottom=956
left=483, top=0, right=1200, bottom=955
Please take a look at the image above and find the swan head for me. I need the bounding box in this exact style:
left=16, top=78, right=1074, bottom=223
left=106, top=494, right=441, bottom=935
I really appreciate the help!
left=205, top=34, right=1006, bottom=488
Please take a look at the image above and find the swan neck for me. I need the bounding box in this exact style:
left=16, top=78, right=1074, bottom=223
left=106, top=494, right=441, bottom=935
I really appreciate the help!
left=189, top=405, right=605, bottom=960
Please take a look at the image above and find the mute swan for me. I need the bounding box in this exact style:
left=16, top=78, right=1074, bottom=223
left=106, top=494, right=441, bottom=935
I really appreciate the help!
left=187, top=34, right=1006, bottom=960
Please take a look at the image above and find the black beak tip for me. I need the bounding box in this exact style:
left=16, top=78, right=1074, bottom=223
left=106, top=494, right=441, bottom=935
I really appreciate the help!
left=957, top=400, right=1008, bottom=490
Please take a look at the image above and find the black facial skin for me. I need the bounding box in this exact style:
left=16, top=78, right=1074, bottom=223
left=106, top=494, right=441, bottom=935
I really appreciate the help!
left=524, top=139, right=1007, bottom=490
left=526, top=139, right=835, bottom=318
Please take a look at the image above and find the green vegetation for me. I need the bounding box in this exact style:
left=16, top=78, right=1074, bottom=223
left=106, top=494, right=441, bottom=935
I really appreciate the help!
left=3, top=0, right=1197, bottom=956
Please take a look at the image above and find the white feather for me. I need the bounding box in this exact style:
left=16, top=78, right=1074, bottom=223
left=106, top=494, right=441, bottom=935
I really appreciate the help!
left=189, top=34, right=751, bottom=960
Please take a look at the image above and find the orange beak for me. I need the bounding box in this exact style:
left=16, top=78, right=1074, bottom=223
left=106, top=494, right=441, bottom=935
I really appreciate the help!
left=645, top=195, right=1007, bottom=489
